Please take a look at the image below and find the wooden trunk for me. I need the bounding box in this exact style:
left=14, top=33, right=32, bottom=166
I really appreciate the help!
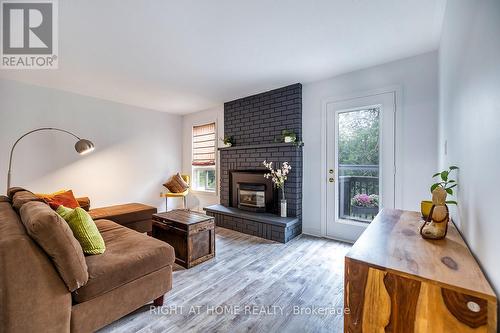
left=152, top=210, right=215, bottom=269
left=344, top=209, right=497, bottom=333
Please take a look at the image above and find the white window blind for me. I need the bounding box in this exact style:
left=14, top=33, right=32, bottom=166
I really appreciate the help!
left=192, top=122, right=216, bottom=166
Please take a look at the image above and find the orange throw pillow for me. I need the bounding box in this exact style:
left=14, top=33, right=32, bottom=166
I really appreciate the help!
left=163, top=173, right=189, bottom=193
left=38, top=190, right=80, bottom=210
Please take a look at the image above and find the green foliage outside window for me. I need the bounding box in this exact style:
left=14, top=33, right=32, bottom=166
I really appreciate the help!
left=338, top=108, right=380, bottom=177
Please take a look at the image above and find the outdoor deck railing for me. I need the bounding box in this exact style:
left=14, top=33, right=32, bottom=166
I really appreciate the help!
left=338, top=164, right=379, bottom=221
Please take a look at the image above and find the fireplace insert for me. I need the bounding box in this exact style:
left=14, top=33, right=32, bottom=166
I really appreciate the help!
left=230, top=170, right=277, bottom=213
left=238, top=184, right=266, bottom=212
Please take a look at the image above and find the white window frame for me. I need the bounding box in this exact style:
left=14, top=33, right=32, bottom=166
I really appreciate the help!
left=191, top=122, right=218, bottom=195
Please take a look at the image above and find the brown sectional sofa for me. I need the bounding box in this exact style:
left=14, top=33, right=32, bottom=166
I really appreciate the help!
left=0, top=188, right=175, bottom=333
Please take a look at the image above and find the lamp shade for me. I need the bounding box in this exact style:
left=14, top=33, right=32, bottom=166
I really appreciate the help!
left=75, top=139, right=95, bottom=155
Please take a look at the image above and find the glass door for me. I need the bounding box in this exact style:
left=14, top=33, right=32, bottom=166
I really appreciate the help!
left=326, top=92, right=395, bottom=242
left=338, top=108, right=380, bottom=222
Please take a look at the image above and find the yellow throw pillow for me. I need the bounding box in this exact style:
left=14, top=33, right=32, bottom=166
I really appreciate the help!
left=57, top=205, right=106, bottom=255
left=35, top=189, right=68, bottom=199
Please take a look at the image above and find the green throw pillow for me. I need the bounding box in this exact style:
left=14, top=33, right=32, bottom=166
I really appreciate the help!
left=57, top=205, right=106, bottom=255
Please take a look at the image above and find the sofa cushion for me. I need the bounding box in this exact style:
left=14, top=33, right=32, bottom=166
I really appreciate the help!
left=72, top=219, right=174, bottom=303
left=88, top=203, right=156, bottom=226
left=40, top=190, right=80, bottom=209
left=12, top=190, right=44, bottom=211
left=57, top=206, right=106, bottom=255
left=19, top=201, right=89, bottom=291
left=7, top=187, right=26, bottom=200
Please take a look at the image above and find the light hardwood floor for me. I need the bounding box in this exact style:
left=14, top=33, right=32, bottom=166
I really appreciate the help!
left=99, top=227, right=351, bottom=333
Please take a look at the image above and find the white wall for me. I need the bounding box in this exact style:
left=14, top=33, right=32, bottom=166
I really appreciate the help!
left=302, top=52, right=439, bottom=236
left=181, top=106, right=224, bottom=212
left=0, top=78, right=183, bottom=211
left=439, top=0, right=500, bottom=292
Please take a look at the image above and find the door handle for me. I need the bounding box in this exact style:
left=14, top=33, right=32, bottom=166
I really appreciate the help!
left=329, top=177, right=335, bottom=183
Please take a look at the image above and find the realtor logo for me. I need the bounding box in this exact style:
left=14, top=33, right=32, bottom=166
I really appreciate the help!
left=1, top=0, right=58, bottom=69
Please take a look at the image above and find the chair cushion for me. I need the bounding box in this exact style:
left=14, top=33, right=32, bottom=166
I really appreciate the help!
left=19, top=201, right=89, bottom=292
left=57, top=206, right=106, bottom=255
left=164, top=190, right=188, bottom=198
left=72, top=219, right=174, bottom=303
left=88, top=203, right=156, bottom=226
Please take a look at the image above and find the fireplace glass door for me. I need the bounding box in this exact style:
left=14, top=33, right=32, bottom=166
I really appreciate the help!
left=238, top=184, right=266, bottom=212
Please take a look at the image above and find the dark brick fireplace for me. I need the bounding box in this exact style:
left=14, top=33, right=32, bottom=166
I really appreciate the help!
left=204, top=83, right=303, bottom=243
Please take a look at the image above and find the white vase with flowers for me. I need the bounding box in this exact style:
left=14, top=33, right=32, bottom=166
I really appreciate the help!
left=263, top=160, right=291, bottom=217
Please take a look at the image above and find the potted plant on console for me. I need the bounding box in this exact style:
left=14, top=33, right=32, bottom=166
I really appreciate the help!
left=263, top=160, right=291, bottom=217
left=421, top=165, right=459, bottom=218
left=419, top=165, right=459, bottom=240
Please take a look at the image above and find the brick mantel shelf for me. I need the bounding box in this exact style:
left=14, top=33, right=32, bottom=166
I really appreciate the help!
left=218, top=142, right=301, bottom=151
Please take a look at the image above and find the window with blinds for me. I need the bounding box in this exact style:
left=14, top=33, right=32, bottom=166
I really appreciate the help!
left=192, top=122, right=216, bottom=192
left=192, top=122, right=216, bottom=166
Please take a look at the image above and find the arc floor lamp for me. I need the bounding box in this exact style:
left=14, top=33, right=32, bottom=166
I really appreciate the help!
left=6, top=127, right=95, bottom=193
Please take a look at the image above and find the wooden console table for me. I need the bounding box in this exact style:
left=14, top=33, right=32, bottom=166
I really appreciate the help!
left=344, top=209, right=497, bottom=333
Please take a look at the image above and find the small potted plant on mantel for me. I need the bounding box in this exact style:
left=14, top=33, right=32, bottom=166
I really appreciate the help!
left=279, top=130, right=304, bottom=147
left=220, top=135, right=234, bottom=148
left=263, top=160, right=291, bottom=217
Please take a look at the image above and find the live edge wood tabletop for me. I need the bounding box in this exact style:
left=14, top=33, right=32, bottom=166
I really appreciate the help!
left=344, top=208, right=497, bottom=333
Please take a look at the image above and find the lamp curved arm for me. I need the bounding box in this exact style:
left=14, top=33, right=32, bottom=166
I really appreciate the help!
left=7, top=127, right=84, bottom=192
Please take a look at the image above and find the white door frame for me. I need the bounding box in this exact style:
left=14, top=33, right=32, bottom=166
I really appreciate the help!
left=319, top=86, right=403, bottom=242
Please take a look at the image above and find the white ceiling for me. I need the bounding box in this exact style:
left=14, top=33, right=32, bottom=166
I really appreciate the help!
left=0, top=0, right=447, bottom=114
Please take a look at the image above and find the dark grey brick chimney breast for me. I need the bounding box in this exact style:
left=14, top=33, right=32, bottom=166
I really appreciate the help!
left=224, top=83, right=302, bottom=145
left=204, top=84, right=303, bottom=243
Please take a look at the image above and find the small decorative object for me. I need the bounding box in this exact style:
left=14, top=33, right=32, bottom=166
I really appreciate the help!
left=263, top=160, right=291, bottom=217
left=220, top=135, right=233, bottom=148
left=420, top=166, right=459, bottom=240
left=419, top=187, right=449, bottom=240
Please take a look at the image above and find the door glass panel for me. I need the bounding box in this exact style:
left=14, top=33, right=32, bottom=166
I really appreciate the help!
left=338, top=108, right=380, bottom=223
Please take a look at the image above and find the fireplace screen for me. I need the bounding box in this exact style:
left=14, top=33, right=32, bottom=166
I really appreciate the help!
left=238, top=184, right=266, bottom=212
